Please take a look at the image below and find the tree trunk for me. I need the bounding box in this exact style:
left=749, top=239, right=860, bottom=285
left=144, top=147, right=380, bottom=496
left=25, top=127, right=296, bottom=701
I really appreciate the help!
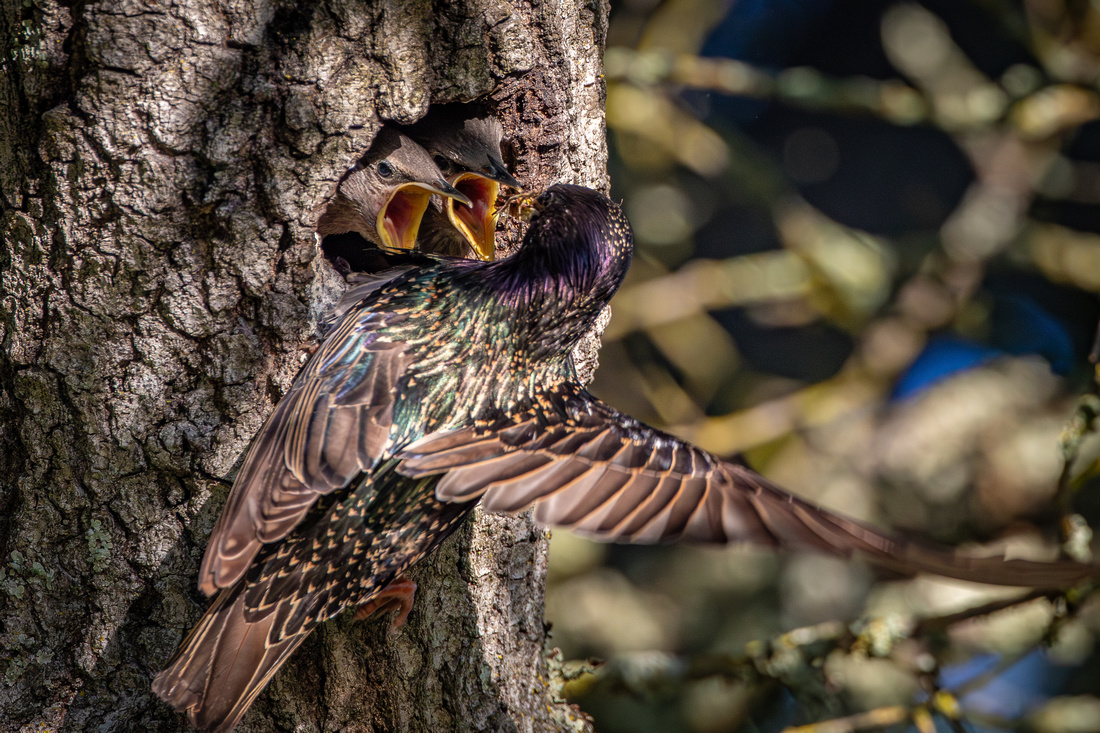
left=0, top=1, right=607, bottom=729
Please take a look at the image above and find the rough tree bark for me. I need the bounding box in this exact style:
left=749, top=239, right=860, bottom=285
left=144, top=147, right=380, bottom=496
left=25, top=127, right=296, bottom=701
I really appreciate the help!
left=0, top=0, right=608, bottom=730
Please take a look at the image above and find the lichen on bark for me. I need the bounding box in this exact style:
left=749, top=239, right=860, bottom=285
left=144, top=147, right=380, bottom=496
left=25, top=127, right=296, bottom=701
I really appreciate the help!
left=0, top=0, right=609, bottom=729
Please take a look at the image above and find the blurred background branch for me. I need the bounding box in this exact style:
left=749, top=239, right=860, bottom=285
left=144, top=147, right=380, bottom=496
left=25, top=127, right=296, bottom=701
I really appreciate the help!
left=556, top=582, right=1095, bottom=732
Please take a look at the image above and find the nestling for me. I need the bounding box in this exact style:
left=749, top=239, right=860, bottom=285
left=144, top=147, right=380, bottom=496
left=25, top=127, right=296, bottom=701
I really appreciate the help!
left=400, top=104, right=521, bottom=260
left=316, top=126, right=470, bottom=269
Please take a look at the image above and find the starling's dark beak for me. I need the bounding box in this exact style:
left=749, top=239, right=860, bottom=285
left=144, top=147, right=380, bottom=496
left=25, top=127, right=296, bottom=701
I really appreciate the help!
left=446, top=172, right=503, bottom=261
left=377, top=182, right=472, bottom=253
left=483, top=156, right=521, bottom=190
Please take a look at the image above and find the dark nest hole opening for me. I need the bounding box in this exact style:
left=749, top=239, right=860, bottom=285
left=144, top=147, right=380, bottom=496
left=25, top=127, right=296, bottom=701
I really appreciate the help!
left=319, top=232, right=427, bottom=276
left=318, top=232, right=406, bottom=276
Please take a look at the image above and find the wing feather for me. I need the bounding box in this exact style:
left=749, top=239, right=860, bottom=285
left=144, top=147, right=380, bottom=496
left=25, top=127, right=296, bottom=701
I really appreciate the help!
left=480, top=460, right=593, bottom=512
left=198, top=304, right=413, bottom=596
left=632, top=476, right=709, bottom=543
left=614, top=475, right=689, bottom=538
left=435, top=453, right=557, bottom=501
left=397, top=385, right=1099, bottom=588
left=532, top=469, right=634, bottom=527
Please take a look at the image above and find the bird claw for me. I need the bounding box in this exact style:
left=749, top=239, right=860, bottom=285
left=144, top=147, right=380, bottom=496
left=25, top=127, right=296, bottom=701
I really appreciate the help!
left=296, top=341, right=321, bottom=361
left=355, top=577, right=418, bottom=631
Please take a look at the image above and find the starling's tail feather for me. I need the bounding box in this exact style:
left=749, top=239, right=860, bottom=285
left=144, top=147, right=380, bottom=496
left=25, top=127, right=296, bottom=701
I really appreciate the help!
left=153, top=588, right=310, bottom=733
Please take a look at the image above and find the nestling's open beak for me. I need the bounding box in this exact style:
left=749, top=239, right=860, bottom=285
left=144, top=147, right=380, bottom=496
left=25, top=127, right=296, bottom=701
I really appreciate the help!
left=377, top=182, right=472, bottom=253
left=446, top=172, right=503, bottom=261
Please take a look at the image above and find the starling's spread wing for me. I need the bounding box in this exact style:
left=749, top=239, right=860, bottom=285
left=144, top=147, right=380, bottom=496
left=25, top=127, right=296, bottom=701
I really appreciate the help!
left=199, top=305, right=413, bottom=596
left=398, top=387, right=893, bottom=548
left=398, top=386, right=1097, bottom=587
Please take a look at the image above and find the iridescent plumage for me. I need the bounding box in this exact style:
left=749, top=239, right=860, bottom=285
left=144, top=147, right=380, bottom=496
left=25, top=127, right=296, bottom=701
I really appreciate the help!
left=155, top=185, right=1098, bottom=732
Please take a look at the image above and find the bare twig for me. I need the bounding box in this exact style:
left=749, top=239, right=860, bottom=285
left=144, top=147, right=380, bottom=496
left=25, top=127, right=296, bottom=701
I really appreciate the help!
left=912, top=589, right=1052, bottom=636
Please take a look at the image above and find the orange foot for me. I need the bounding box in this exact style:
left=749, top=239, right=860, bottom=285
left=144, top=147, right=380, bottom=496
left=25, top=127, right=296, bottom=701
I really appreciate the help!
left=355, top=576, right=418, bottom=631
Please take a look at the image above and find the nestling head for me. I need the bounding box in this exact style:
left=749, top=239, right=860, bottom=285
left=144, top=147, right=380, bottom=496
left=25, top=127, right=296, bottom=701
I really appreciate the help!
left=317, top=127, right=469, bottom=251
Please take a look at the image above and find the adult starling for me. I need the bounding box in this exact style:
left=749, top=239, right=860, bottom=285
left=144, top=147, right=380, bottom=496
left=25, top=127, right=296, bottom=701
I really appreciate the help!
left=155, top=185, right=1096, bottom=732
left=316, top=126, right=471, bottom=265
left=400, top=104, right=521, bottom=260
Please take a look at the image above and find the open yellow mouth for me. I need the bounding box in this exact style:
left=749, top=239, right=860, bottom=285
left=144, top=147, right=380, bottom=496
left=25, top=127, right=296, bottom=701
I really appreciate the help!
left=446, top=173, right=502, bottom=261
left=376, top=184, right=436, bottom=253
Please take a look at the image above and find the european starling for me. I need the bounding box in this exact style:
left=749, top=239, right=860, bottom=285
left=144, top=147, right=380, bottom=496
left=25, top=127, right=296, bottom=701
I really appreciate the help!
left=400, top=105, right=521, bottom=260
left=155, top=185, right=1097, bottom=732
left=316, top=126, right=471, bottom=263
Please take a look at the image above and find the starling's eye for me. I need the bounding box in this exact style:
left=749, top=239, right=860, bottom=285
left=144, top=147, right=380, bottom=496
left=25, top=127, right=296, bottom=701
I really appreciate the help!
left=377, top=161, right=395, bottom=178
left=433, top=155, right=454, bottom=174
left=536, top=190, right=558, bottom=208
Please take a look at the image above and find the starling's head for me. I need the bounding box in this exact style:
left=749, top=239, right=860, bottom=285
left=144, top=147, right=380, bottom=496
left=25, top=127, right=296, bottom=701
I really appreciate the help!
left=404, top=106, right=522, bottom=261
left=317, top=127, right=471, bottom=253
left=519, top=184, right=634, bottom=300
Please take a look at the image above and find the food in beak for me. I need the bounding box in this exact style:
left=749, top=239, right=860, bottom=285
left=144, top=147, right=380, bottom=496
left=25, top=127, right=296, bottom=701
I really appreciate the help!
left=498, top=191, right=539, bottom=222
